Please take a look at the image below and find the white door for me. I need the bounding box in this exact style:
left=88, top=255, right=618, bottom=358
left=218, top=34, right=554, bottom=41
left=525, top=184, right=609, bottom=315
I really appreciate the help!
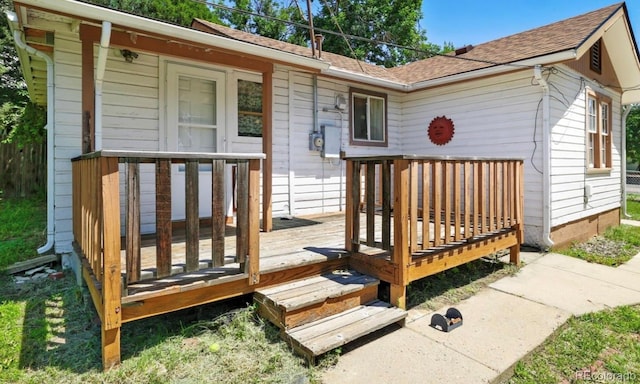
left=166, top=64, right=226, bottom=220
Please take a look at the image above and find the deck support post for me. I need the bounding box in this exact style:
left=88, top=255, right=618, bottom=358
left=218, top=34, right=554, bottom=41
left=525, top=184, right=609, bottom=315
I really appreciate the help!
left=100, top=156, right=122, bottom=370
left=391, top=159, right=410, bottom=310
left=390, top=284, right=406, bottom=310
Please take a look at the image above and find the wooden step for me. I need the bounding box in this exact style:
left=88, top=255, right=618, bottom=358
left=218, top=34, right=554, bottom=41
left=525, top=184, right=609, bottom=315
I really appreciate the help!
left=284, top=300, right=407, bottom=362
left=254, top=270, right=379, bottom=330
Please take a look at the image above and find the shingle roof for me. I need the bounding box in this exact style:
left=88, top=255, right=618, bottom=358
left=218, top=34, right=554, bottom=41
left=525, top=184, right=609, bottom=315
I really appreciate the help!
left=388, top=2, right=625, bottom=83
left=193, top=3, right=625, bottom=85
left=192, top=19, right=402, bottom=82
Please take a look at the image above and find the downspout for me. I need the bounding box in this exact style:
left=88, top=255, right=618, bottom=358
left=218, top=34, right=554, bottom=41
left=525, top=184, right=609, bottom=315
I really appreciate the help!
left=534, top=65, right=554, bottom=249
left=621, top=104, right=633, bottom=218
left=7, top=12, right=56, bottom=254
left=94, top=21, right=112, bottom=151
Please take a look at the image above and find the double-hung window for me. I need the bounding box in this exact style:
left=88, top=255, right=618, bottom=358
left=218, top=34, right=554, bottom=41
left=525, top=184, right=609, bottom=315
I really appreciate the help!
left=350, top=88, right=387, bottom=146
left=586, top=89, right=612, bottom=170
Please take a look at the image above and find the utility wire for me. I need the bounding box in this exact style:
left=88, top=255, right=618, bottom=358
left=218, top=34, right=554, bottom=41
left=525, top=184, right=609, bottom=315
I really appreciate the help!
left=318, top=0, right=364, bottom=71
left=188, top=0, right=536, bottom=69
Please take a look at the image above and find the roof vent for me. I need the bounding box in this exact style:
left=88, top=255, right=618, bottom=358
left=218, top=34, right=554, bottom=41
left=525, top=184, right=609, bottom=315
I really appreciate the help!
left=454, top=45, right=473, bottom=55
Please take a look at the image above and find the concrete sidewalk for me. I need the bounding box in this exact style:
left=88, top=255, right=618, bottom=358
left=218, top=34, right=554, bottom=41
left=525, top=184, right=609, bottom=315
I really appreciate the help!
left=322, top=251, right=640, bottom=384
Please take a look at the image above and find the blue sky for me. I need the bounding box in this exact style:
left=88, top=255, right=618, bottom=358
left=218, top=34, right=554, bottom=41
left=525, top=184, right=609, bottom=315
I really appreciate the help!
left=421, top=1, right=640, bottom=48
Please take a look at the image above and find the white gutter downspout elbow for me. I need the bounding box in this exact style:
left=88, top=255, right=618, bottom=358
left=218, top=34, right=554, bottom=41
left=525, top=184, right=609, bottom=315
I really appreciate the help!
left=621, top=105, right=633, bottom=218
left=7, top=11, right=56, bottom=254
left=534, top=65, right=554, bottom=249
left=94, top=21, right=112, bottom=151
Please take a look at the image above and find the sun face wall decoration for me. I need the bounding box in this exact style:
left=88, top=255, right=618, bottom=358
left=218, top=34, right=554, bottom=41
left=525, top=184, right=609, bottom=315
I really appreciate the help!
left=428, top=116, right=455, bottom=146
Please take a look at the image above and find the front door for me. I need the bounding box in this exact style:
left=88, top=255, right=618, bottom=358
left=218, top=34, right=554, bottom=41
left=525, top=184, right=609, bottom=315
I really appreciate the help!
left=167, top=63, right=226, bottom=220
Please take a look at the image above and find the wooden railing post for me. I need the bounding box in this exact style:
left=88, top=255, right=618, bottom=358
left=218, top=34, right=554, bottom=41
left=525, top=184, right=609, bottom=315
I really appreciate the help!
left=125, top=160, right=141, bottom=283
left=155, top=160, right=172, bottom=278
left=247, top=158, right=261, bottom=284
left=212, top=160, right=226, bottom=267
left=510, top=161, right=524, bottom=265
left=100, top=156, right=122, bottom=370
left=345, top=160, right=360, bottom=252
left=185, top=160, right=200, bottom=272
left=391, top=158, right=410, bottom=309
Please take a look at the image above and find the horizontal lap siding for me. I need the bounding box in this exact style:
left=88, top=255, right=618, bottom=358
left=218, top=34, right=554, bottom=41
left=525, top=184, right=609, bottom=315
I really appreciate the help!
left=98, top=49, right=160, bottom=234
left=549, top=66, right=621, bottom=227
left=400, top=71, right=544, bottom=245
left=281, top=70, right=403, bottom=217
left=54, top=34, right=82, bottom=253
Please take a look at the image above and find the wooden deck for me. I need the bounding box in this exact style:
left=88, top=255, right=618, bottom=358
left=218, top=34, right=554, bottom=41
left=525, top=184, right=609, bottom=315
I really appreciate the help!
left=121, top=214, right=350, bottom=300
left=72, top=151, right=523, bottom=370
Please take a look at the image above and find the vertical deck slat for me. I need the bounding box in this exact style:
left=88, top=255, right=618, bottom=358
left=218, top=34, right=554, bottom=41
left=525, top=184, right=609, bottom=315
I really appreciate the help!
left=463, top=161, right=471, bottom=239
left=488, top=161, right=495, bottom=232
left=185, top=160, right=200, bottom=272
left=473, top=161, right=480, bottom=236
left=125, top=161, right=141, bottom=283
left=432, top=161, right=442, bottom=246
left=422, top=161, right=430, bottom=248
left=352, top=162, right=361, bottom=251
left=410, top=161, right=418, bottom=252
left=479, top=162, right=486, bottom=234
left=507, top=162, right=516, bottom=227
left=155, top=160, right=172, bottom=278
left=93, top=158, right=102, bottom=279
left=247, top=159, right=261, bottom=284
left=454, top=162, right=461, bottom=241
left=381, top=160, right=392, bottom=251
left=345, top=160, right=357, bottom=252
left=212, top=160, right=226, bottom=267
left=443, top=162, right=451, bottom=244
left=366, top=163, right=376, bottom=247
left=236, top=161, right=249, bottom=267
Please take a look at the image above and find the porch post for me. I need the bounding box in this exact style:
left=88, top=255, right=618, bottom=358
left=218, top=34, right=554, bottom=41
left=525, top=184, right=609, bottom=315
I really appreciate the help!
left=80, top=26, right=95, bottom=153
left=391, top=158, right=410, bottom=309
left=262, top=66, right=273, bottom=232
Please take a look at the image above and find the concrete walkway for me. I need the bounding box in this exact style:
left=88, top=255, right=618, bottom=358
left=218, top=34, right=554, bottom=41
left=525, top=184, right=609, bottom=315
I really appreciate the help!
left=322, top=250, right=640, bottom=384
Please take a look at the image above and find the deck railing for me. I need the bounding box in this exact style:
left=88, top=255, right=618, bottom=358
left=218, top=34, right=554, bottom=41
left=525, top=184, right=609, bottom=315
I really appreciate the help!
left=344, top=155, right=524, bottom=307
left=72, top=150, right=263, bottom=366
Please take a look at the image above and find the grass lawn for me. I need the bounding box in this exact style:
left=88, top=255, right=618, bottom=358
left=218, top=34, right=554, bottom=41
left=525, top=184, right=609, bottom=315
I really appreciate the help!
left=0, top=195, right=47, bottom=270
left=2, top=197, right=638, bottom=383
left=506, top=305, right=640, bottom=384
left=556, top=224, right=640, bottom=266
left=626, top=193, right=640, bottom=220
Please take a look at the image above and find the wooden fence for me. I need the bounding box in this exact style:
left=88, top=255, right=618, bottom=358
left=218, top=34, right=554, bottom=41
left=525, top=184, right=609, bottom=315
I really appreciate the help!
left=0, top=140, right=46, bottom=197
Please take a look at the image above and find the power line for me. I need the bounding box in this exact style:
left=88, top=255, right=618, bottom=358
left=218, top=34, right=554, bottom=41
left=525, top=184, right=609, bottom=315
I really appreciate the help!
left=188, top=0, right=534, bottom=69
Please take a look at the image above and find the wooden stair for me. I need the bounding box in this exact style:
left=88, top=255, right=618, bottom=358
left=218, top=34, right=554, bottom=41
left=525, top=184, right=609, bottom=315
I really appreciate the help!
left=254, top=270, right=407, bottom=362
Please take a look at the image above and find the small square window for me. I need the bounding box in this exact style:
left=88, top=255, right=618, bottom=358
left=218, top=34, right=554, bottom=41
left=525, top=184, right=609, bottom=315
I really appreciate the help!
left=349, top=88, right=387, bottom=147
left=237, top=79, right=262, bottom=137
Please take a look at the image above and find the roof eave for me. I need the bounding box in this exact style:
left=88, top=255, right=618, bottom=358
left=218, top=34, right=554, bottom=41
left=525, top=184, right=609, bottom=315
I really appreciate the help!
left=17, top=0, right=331, bottom=72
left=407, top=50, right=578, bottom=91
left=323, top=66, right=408, bottom=91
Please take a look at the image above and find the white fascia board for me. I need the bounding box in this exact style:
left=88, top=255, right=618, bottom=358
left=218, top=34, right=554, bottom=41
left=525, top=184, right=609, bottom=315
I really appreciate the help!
left=623, top=90, right=640, bottom=105
left=19, top=0, right=330, bottom=72
left=323, top=66, right=409, bottom=91
left=407, top=50, right=578, bottom=91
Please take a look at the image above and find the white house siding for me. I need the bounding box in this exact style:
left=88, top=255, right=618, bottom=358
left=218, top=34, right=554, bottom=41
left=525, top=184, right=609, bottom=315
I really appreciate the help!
left=273, top=69, right=403, bottom=217
left=400, top=70, right=545, bottom=246
left=53, top=33, right=83, bottom=254
left=99, top=49, right=160, bottom=234
left=547, top=65, right=621, bottom=226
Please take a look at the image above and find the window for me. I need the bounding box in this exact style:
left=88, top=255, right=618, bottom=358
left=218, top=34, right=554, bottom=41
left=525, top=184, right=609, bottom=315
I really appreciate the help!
left=586, top=89, right=612, bottom=169
left=349, top=88, right=387, bottom=146
left=237, top=79, right=262, bottom=137
left=590, top=39, right=602, bottom=74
